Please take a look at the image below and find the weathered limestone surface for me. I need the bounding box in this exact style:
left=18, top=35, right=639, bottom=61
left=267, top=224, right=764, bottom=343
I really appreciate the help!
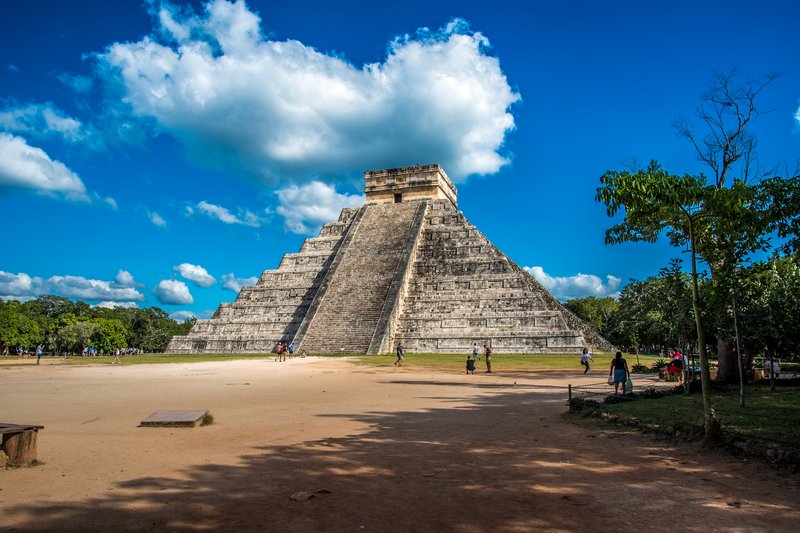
left=165, top=208, right=359, bottom=354
left=167, top=164, right=613, bottom=354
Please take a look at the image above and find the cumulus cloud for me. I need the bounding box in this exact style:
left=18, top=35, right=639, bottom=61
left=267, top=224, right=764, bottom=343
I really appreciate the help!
left=276, top=181, right=363, bottom=234
left=0, top=271, right=42, bottom=297
left=96, top=301, right=139, bottom=309
left=153, top=279, right=194, bottom=304
left=170, top=309, right=213, bottom=321
left=0, top=133, right=89, bottom=200
left=221, top=273, right=258, bottom=292
left=194, top=200, right=263, bottom=227
left=97, top=0, right=519, bottom=183
left=0, top=102, right=88, bottom=143
left=174, top=263, right=216, bottom=287
left=47, top=275, right=146, bottom=301
left=169, top=310, right=197, bottom=321
left=0, top=270, right=146, bottom=303
left=524, top=266, right=622, bottom=301
left=114, top=270, right=140, bottom=287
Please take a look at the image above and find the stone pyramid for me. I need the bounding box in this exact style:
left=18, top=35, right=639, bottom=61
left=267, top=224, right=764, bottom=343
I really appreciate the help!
left=166, top=164, right=613, bottom=354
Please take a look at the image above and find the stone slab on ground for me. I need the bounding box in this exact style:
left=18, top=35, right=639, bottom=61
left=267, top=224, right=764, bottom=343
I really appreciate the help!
left=139, top=410, right=209, bottom=428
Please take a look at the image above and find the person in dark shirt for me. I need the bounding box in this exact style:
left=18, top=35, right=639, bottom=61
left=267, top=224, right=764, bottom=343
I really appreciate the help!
left=609, top=351, right=629, bottom=394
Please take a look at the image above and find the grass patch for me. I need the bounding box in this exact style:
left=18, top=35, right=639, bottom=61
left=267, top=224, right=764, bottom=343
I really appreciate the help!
left=44, top=352, right=664, bottom=370
left=59, top=353, right=275, bottom=365
left=351, top=352, right=662, bottom=372
left=571, top=385, right=800, bottom=466
left=200, top=413, right=214, bottom=426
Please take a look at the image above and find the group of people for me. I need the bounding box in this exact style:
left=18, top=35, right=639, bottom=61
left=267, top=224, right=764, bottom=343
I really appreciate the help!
left=465, top=343, right=492, bottom=374
left=274, top=341, right=295, bottom=361
left=393, top=341, right=494, bottom=373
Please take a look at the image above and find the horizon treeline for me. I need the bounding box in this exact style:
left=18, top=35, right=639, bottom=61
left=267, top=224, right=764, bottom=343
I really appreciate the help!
left=0, top=295, right=194, bottom=354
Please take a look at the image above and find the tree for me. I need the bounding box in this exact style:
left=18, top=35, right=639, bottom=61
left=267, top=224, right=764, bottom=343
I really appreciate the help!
left=563, top=296, right=618, bottom=339
left=89, top=318, right=129, bottom=354
left=59, top=321, right=101, bottom=354
left=675, top=69, right=780, bottom=383
left=596, top=162, right=718, bottom=443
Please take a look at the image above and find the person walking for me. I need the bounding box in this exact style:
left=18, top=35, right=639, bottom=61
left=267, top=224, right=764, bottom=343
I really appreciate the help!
left=36, top=344, right=43, bottom=365
left=472, top=343, right=480, bottom=361
left=395, top=341, right=404, bottom=366
left=609, top=351, right=629, bottom=395
left=483, top=343, right=493, bottom=373
left=580, top=347, right=593, bottom=374
left=113, top=347, right=121, bottom=364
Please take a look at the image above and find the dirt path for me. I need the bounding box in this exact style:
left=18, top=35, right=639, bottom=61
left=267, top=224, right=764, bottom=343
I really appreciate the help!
left=2, top=358, right=798, bottom=531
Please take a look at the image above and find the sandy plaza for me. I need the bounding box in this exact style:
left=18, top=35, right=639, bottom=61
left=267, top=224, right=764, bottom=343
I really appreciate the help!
left=2, top=357, right=799, bottom=532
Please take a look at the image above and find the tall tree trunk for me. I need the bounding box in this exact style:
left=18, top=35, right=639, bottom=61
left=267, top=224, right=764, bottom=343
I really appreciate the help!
left=690, top=223, right=717, bottom=444
left=716, top=338, right=738, bottom=383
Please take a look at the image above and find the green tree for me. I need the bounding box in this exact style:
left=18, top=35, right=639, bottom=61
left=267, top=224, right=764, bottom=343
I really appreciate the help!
left=89, top=318, right=129, bottom=353
left=563, top=296, right=618, bottom=339
left=596, top=162, right=718, bottom=442
left=59, top=321, right=101, bottom=354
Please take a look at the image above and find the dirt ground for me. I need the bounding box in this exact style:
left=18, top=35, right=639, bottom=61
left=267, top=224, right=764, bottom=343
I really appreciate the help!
left=1, top=357, right=799, bottom=532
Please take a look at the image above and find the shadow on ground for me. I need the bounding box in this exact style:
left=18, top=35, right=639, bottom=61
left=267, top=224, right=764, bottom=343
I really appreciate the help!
left=7, top=379, right=800, bottom=532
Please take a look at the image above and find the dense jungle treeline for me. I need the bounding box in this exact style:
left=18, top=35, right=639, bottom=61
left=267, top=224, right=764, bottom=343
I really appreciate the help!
left=0, top=296, right=194, bottom=354
left=565, top=255, right=800, bottom=366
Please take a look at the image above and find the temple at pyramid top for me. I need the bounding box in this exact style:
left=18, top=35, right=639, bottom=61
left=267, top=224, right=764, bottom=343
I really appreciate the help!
left=365, top=164, right=457, bottom=209
left=167, top=164, right=613, bottom=355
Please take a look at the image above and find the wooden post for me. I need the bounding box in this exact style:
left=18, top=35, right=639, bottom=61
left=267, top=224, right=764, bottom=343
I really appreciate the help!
left=568, top=384, right=572, bottom=402
left=2, top=429, right=38, bottom=465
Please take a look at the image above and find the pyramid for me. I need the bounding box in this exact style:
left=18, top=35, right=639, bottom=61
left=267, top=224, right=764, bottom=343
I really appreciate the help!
left=166, top=165, right=613, bottom=354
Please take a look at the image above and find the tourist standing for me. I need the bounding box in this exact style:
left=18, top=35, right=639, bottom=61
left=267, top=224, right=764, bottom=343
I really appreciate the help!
left=395, top=341, right=404, bottom=366
left=36, top=344, right=43, bottom=365
left=472, top=342, right=480, bottom=360
left=609, top=351, right=629, bottom=394
left=580, top=347, right=592, bottom=374
left=483, top=343, right=492, bottom=373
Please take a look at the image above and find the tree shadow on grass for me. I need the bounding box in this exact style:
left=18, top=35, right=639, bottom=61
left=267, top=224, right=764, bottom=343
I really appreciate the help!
left=7, top=381, right=800, bottom=532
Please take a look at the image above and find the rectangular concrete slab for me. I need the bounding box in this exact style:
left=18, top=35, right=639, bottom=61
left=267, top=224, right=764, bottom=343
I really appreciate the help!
left=139, top=410, right=209, bottom=428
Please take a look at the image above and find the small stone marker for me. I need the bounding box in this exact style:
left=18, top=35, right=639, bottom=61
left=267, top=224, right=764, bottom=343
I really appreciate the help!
left=139, top=410, right=209, bottom=428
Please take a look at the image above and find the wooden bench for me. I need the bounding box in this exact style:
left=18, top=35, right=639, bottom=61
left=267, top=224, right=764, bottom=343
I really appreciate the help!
left=0, top=423, right=44, bottom=466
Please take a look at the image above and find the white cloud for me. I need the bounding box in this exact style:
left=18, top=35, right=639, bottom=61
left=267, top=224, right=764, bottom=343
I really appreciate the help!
left=221, top=273, right=258, bottom=292
left=796, top=103, right=800, bottom=124
left=170, top=309, right=213, bottom=321
left=0, top=133, right=89, bottom=201
left=98, top=1, right=519, bottom=183
left=115, top=270, right=138, bottom=287
left=523, top=266, right=622, bottom=301
left=174, top=263, right=216, bottom=287
left=153, top=279, right=194, bottom=304
left=195, top=200, right=263, bottom=227
left=169, top=310, right=197, bottom=321
left=104, top=196, right=118, bottom=209
left=0, top=271, right=43, bottom=297
left=96, top=301, right=139, bottom=309
left=0, top=102, right=87, bottom=143
left=148, top=210, right=167, bottom=227
left=276, top=181, right=363, bottom=234
left=47, top=275, right=146, bottom=302
left=0, top=270, right=146, bottom=303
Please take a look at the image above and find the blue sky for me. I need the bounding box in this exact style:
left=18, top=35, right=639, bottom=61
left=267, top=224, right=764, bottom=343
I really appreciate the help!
left=1, top=0, right=798, bottom=320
